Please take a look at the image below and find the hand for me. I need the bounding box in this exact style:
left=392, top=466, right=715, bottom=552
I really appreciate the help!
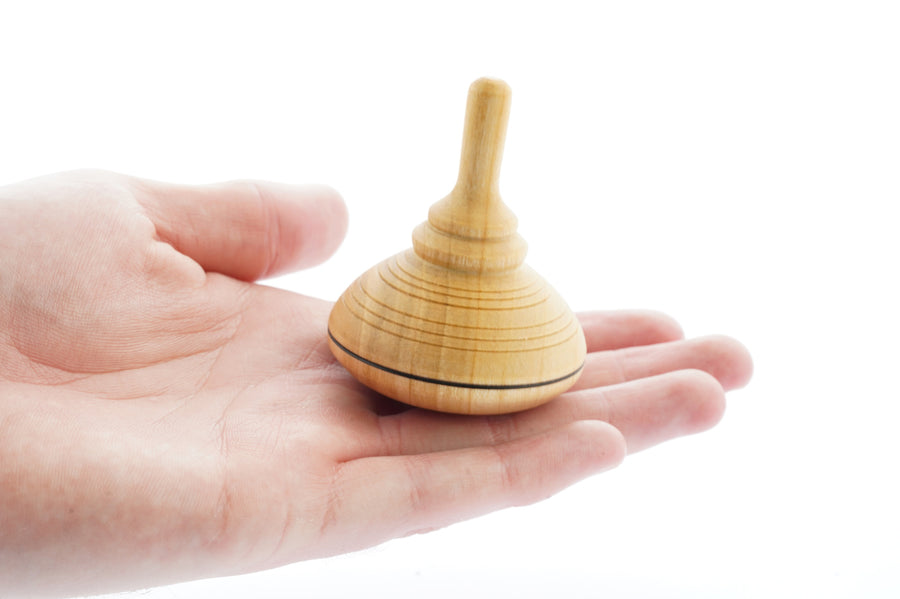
left=0, top=170, right=752, bottom=597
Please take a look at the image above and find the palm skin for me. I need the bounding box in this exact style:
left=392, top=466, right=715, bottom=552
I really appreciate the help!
left=0, top=171, right=752, bottom=597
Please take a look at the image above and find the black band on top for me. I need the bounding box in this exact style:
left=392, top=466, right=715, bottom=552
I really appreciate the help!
left=327, top=329, right=584, bottom=390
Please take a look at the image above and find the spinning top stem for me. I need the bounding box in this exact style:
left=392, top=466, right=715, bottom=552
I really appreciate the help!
left=454, top=78, right=510, bottom=206
left=415, top=78, right=526, bottom=272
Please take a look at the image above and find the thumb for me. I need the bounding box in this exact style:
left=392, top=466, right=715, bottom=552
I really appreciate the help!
left=136, top=177, right=347, bottom=282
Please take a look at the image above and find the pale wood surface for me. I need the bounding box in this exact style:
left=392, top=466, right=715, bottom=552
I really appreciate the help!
left=328, top=77, right=585, bottom=414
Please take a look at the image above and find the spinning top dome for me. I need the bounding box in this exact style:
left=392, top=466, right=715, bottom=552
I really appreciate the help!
left=327, top=77, right=585, bottom=415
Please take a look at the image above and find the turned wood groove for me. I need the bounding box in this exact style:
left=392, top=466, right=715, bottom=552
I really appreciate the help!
left=328, top=330, right=584, bottom=391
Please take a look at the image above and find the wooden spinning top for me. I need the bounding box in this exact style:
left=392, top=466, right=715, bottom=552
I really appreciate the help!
left=327, top=77, right=586, bottom=415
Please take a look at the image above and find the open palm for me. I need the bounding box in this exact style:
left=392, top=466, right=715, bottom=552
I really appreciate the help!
left=0, top=170, right=752, bottom=597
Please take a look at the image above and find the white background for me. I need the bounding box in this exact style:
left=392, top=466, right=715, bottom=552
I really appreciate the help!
left=2, top=1, right=899, bottom=597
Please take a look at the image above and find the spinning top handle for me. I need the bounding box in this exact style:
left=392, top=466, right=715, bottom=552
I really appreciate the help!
left=454, top=77, right=512, bottom=201
left=424, top=77, right=521, bottom=246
